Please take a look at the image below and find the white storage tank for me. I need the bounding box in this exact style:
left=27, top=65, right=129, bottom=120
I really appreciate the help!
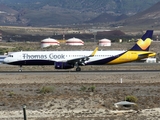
left=66, top=37, right=84, bottom=46
left=41, top=38, right=59, bottom=48
left=99, top=38, right=111, bottom=46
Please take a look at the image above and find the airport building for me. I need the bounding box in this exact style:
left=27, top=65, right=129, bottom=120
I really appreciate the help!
left=41, top=38, right=59, bottom=48
left=66, top=37, right=84, bottom=46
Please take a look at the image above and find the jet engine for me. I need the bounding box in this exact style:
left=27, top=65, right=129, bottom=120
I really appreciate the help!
left=54, top=62, right=74, bottom=69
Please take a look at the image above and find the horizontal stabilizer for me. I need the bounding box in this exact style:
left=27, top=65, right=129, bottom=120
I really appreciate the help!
left=138, top=52, right=156, bottom=59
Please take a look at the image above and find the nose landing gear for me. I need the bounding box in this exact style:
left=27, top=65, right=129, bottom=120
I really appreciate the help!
left=18, top=65, right=22, bottom=72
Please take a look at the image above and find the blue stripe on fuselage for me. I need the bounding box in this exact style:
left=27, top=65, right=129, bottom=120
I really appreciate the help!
left=86, top=51, right=126, bottom=65
left=7, top=60, right=55, bottom=65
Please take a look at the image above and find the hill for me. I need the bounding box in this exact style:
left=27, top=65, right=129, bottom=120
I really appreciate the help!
left=0, top=0, right=159, bottom=26
left=85, top=13, right=128, bottom=23
left=118, top=1, right=160, bottom=29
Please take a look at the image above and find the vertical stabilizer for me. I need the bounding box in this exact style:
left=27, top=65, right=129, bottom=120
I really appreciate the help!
left=130, top=30, right=153, bottom=51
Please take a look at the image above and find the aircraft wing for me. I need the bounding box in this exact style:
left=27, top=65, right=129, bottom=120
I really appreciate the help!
left=66, top=47, right=98, bottom=65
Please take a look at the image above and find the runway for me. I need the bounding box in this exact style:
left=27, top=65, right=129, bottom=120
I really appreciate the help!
left=0, top=69, right=160, bottom=75
left=0, top=63, right=160, bottom=84
left=0, top=63, right=160, bottom=74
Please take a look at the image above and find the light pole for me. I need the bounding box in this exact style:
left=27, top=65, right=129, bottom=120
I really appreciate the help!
left=22, top=104, right=27, bottom=120
left=93, top=32, right=97, bottom=43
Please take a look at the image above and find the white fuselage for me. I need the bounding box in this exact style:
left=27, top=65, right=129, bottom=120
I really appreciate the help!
left=4, top=50, right=126, bottom=65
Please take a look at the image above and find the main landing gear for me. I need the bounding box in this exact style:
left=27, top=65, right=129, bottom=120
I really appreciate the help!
left=75, top=62, right=81, bottom=72
left=76, top=66, right=81, bottom=72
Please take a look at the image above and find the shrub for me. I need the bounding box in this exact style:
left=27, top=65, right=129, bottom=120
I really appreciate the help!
left=8, top=91, right=15, bottom=97
left=80, top=85, right=96, bottom=92
left=88, top=85, right=96, bottom=92
left=125, top=95, right=138, bottom=102
left=39, top=86, right=54, bottom=94
left=80, top=85, right=87, bottom=92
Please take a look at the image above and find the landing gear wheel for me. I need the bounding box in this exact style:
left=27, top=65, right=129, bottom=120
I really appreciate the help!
left=18, top=69, right=22, bottom=72
left=76, top=67, right=81, bottom=72
left=18, top=65, right=22, bottom=72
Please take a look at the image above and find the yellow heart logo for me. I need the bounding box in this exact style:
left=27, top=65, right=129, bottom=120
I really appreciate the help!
left=137, top=38, right=151, bottom=50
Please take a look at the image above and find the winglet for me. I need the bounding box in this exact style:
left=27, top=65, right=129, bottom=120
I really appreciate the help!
left=90, top=47, right=98, bottom=57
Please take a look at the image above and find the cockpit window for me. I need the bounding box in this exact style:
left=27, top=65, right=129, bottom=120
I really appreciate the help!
left=8, top=55, right=13, bottom=57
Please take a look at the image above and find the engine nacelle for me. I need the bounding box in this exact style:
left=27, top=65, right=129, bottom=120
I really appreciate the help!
left=54, top=62, right=74, bottom=69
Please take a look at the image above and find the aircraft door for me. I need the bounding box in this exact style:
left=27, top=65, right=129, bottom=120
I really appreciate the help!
left=18, top=54, right=21, bottom=60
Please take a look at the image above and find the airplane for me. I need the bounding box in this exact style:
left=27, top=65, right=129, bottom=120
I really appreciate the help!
left=4, top=30, right=156, bottom=72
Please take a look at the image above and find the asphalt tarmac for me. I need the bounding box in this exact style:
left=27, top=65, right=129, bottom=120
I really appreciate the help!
left=0, top=62, right=159, bottom=74
left=0, top=69, right=160, bottom=74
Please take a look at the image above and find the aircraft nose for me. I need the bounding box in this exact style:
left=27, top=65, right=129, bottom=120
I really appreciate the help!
left=0, top=56, right=6, bottom=63
left=3, top=57, right=9, bottom=64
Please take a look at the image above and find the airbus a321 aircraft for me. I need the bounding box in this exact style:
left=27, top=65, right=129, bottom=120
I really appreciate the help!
left=4, top=30, right=156, bottom=72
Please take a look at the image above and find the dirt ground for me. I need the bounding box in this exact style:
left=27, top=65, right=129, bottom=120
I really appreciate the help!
left=0, top=64, right=160, bottom=120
